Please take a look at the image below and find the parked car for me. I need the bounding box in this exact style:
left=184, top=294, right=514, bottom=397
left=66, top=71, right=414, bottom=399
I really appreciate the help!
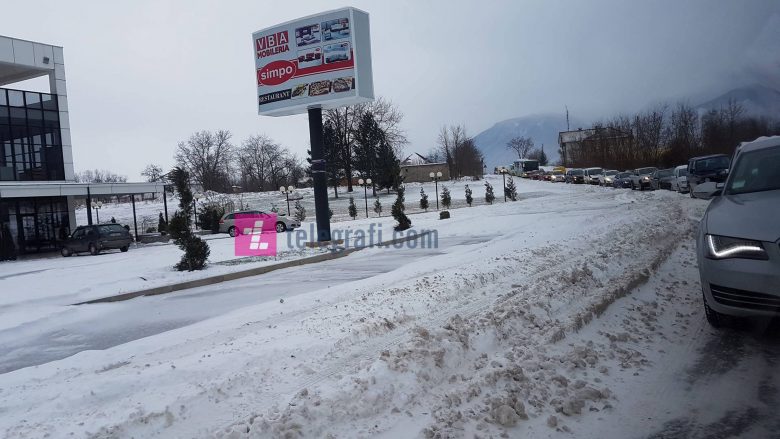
left=695, top=136, right=780, bottom=327
left=532, top=170, right=547, bottom=181
left=549, top=170, right=566, bottom=182
left=687, top=154, right=730, bottom=198
left=61, top=224, right=133, bottom=257
left=567, top=168, right=585, bottom=184
left=612, top=172, right=634, bottom=188
left=219, top=210, right=301, bottom=236
left=598, top=170, right=619, bottom=186
left=630, top=167, right=657, bottom=190
left=583, top=167, right=604, bottom=185
left=670, top=165, right=689, bottom=193
left=651, top=168, right=675, bottom=190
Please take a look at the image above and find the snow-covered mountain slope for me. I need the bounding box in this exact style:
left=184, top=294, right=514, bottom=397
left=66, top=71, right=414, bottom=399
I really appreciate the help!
left=474, top=114, right=585, bottom=170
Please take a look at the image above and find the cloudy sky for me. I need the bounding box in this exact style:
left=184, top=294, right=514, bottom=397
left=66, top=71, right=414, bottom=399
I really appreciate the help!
left=2, top=0, right=778, bottom=179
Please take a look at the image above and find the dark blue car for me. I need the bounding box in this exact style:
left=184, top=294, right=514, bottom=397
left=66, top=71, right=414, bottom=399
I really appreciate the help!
left=612, top=172, right=633, bottom=188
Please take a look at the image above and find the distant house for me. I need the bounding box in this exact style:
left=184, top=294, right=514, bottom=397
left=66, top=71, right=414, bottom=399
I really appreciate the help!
left=400, top=153, right=450, bottom=183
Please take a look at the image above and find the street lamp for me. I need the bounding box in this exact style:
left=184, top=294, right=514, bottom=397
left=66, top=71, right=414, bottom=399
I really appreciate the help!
left=90, top=201, right=103, bottom=223
left=429, top=171, right=443, bottom=210
left=193, top=192, right=203, bottom=230
left=280, top=185, right=295, bottom=216
left=500, top=168, right=508, bottom=202
left=358, top=178, right=372, bottom=218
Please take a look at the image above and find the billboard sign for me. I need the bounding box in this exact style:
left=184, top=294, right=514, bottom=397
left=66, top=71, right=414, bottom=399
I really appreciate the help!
left=252, top=7, right=374, bottom=116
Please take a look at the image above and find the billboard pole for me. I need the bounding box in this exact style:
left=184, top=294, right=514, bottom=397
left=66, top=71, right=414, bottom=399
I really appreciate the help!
left=308, top=106, right=331, bottom=242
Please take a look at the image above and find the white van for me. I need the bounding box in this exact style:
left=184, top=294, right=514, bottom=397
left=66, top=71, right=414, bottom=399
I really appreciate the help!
left=670, top=165, right=689, bottom=193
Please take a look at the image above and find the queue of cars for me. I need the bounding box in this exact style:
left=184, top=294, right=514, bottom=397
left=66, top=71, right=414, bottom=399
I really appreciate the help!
left=515, top=139, right=780, bottom=329
left=523, top=153, right=733, bottom=197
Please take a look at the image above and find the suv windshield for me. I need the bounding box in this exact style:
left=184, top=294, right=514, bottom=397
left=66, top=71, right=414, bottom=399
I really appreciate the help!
left=587, top=168, right=603, bottom=175
left=694, top=156, right=729, bottom=173
left=657, top=169, right=673, bottom=177
left=725, top=146, right=780, bottom=195
left=605, top=170, right=618, bottom=176
left=570, top=169, right=583, bottom=175
left=638, top=167, right=656, bottom=175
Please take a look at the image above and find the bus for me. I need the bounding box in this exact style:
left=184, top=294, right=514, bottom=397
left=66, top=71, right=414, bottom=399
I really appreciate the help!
left=510, top=159, right=539, bottom=176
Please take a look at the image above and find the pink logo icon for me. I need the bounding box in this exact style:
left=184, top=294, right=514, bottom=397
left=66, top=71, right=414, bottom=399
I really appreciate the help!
left=234, top=213, right=277, bottom=256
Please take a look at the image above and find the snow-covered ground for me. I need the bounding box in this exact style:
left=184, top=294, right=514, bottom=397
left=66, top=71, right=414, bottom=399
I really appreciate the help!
left=1, top=176, right=778, bottom=438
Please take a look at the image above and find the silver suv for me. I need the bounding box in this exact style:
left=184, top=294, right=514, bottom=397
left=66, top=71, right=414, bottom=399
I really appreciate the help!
left=218, top=210, right=300, bottom=236
left=695, top=136, right=780, bottom=327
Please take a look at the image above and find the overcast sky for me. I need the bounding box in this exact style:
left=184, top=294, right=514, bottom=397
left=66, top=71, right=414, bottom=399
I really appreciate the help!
left=2, top=0, right=778, bottom=180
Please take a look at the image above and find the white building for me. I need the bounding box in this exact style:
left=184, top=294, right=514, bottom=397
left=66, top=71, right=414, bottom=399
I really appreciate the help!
left=0, top=35, right=166, bottom=258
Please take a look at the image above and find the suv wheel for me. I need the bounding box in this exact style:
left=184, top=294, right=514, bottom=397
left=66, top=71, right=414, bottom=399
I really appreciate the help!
left=228, top=226, right=237, bottom=237
left=61, top=247, right=72, bottom=257
left=276, top=222, right=286, bottom=233
left=120, top=245, right=129, bottom=252
left=89, top=243, right=100, bottom=256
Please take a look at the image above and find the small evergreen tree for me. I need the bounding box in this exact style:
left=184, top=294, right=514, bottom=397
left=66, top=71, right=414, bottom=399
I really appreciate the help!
left=373, top=198, right=382, bottom=217
left=271, top=204, right=279, bottom=214
left=505, top=176, right=518, bottom=201
left=441, top=187, right=452, bottom=209
left=391, top=187, right=411, bottom=231
left=110, top=217, right=117, bottom=224
left=348, top=197, right=358, bottom=219
left=485, top=181, right=495, bottom=204
left=168, top=167, right=210, bottom=271
left=419, top=187, right=429, bottom=211
left=465, top=184, right=473, bottom=206
left=158, top=212, right=167, bottom=234
left=328, top=207, right=333, bottom=220
left=294, top=200, right=306, bottom=222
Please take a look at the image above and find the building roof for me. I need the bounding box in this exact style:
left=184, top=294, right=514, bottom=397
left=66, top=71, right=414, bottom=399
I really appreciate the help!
left=0, top=181, right=168, bottom=198
left=401, top=153, right=432, bottom=166
left=0, top=35, right=62, bottom=86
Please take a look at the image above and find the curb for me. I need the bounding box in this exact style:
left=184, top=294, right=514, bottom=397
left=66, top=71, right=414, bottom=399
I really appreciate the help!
left=74, top=231, right=432, bottom=305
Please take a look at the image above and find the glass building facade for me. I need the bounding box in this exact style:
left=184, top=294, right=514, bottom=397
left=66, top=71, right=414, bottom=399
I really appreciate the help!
left=0, top=87, right=68, bottom=258
left=0, top=87, right=64, bottom=181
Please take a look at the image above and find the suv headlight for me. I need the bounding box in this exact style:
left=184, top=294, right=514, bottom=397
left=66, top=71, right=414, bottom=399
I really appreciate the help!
left=705, top=234, right=768, bottom=260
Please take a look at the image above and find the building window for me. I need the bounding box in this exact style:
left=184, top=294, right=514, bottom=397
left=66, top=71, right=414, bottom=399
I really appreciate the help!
left=0, top=87, right=64, bottom=181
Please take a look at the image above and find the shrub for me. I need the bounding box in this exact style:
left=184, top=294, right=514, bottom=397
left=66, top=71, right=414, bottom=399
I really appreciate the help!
left=465, top=184, right=473, bottom=206
left=373, top=198, right=382, bottom=217
left=441, top=187, right=451, bottom=209
left=419, top=187, right=429, bottom=211
left=198, top=204, right=226, bottom=233
left=174, top=235, right=211, bottom=271
left=348, top=197, right=358, bottom=219
left=294, top=200, right=306, bottom=222
left=485, top=182, right=495, bottom=205
left=169, top=166, right=210, bottom=271
left=440, top=210, right=450, bottom=220
left=505, top=176, right=518, bottom=201
left=392, top=187, right=412, bottom=231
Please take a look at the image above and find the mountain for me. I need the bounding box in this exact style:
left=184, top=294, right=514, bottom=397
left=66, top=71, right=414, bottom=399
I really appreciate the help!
left=696, top=84, right=780, bottom=117
left=473, top=113, right=584, bottom=170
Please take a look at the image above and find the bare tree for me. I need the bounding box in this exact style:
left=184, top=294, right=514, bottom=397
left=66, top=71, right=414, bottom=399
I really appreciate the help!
left=174, top=130, right=234, bottom=192
left=141, top=164, right=165, bottom=182
left=76, top=169, right=127, bottom=183
left=506, top=136, right=535, bottom=159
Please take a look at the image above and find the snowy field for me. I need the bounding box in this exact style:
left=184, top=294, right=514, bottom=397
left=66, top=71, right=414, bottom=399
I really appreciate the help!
left=1, top=176, right=779, bottom=438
